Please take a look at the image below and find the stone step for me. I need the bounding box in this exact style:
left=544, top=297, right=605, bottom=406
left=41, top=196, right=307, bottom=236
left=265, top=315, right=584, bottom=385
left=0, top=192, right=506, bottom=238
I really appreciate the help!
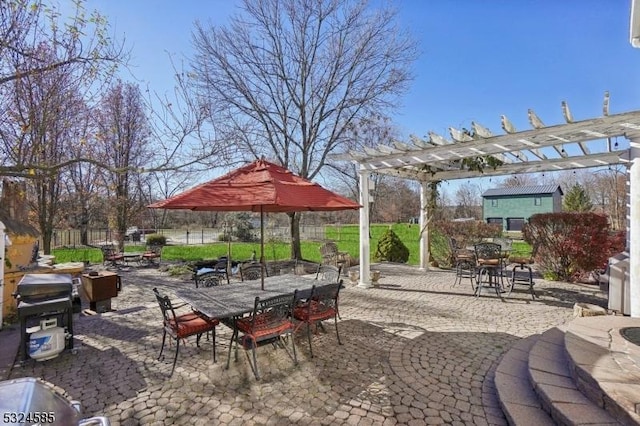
left=494, top=335, right=555, bottom=425
left=529, top=326, right=619, bottom=425
left=565, top=316, right=640, bottom=426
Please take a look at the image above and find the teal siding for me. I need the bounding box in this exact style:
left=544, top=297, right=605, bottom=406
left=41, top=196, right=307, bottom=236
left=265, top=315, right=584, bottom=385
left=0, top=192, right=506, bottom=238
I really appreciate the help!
left=483, top=192, right=561, bottom=230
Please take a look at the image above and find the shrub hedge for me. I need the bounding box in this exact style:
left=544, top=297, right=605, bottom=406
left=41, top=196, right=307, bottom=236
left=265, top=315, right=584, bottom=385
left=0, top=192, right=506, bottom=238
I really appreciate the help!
left=523, top=212, right=625, bottom=281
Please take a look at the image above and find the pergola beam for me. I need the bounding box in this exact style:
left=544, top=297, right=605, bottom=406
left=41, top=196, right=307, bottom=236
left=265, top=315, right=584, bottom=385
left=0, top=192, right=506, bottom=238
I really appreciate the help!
left=335, top=99, right=640, bottom=315
left=333, top=110, right=640, bottom=178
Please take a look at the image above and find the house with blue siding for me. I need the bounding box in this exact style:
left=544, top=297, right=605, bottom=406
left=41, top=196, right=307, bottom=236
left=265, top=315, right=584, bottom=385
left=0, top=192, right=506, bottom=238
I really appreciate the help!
left=482, top=185, right=563, bottom=231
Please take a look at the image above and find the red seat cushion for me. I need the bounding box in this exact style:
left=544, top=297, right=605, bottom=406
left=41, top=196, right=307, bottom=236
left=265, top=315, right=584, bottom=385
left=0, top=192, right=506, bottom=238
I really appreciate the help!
left=168, top=312, right=218, bottom=338
left=293, top=301, right=335, bottom=322
left=477, top=258, right=500, bottom=266
left=236, top=312, right=292, bottom=340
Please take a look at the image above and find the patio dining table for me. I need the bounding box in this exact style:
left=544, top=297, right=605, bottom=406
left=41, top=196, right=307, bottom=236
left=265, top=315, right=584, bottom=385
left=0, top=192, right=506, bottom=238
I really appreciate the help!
left=175, top=275, right=317, bottom=320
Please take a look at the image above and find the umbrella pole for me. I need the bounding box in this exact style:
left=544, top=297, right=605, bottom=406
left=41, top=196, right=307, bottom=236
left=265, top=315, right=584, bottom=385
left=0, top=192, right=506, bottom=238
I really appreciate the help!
left=227, top=221, right=232, bottom=278
left=260, top=207, right=265, bottom=290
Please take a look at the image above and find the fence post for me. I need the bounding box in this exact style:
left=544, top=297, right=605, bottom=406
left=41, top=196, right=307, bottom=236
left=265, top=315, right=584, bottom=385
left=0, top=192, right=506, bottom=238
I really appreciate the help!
left=186, top=229, right=190, bottom=245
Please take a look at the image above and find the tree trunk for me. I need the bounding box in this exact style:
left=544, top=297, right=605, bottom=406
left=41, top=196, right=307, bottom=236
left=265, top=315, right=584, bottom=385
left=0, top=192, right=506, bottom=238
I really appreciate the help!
left=41, top=228, right=52, bottom=255
left=288, top=212, right=301, bottom=260
left=80, top=206, right=90, bottom=246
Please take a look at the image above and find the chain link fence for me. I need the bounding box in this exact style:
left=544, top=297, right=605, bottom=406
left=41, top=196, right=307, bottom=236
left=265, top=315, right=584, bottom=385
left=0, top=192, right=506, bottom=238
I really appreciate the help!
left=49, top=225, right=330, bottom=248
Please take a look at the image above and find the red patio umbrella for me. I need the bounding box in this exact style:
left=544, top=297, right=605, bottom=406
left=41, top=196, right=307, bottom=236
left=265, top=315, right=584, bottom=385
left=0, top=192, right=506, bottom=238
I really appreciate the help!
left=148, top=159, right=360, bottom=288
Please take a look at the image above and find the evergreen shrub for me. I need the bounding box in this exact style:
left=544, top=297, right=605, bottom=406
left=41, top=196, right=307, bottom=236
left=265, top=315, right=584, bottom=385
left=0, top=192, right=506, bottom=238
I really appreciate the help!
left=146, top=234, right=167, bottom=246
left=374, top=228, right=409, bottom=263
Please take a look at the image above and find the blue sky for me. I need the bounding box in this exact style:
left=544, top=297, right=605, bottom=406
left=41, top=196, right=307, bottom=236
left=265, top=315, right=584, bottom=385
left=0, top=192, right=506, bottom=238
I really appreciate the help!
left=82, top=0, right=640, bottom=195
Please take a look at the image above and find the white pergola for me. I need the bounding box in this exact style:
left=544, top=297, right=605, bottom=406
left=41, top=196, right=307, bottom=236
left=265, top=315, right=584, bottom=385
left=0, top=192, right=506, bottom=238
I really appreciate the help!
left=333, top=98, right=640, bottom=317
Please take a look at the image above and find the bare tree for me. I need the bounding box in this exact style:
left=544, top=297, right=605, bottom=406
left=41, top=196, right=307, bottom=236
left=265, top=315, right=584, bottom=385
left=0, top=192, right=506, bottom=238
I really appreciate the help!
left=0, top=41, right=92, bottom=253
left=190, top=0, right=417, bottom=259
left=0, top=0, right=124, bottom=86
left=95, top=81, right=151, bottom=250
left=0, top=0, right=126, bottom=179
left=585, top=166, right=626, bottom=231
left=499, top=174, right=538, bottom=187
left=327, top=114, right=398, bottom=198
left=454, top=182, right=481, bottom=219
left=140, top=62, right=241, bottom=227
left=61, top=100, right=104, bottom=245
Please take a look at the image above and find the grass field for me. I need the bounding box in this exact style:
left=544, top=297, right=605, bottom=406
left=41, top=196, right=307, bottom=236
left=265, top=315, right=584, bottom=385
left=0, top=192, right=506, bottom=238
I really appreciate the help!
left=52, top=224, right=531, bottom=267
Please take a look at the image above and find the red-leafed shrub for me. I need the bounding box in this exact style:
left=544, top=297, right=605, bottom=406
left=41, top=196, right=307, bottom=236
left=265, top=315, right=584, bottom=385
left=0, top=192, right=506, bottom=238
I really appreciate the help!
left=522, top=212, right=625, bottom=281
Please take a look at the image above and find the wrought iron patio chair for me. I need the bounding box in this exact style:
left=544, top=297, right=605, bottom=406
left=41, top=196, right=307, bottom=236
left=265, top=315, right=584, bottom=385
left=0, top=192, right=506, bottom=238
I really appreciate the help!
left=319, top=241, right=349, bottom=270
left=101, top=244, right=124, bottom=267
left=315, top=264, right=342, bottom=282
left=473, top=242, right=504, bottom=297
left=226, top=293, right=297, bottom=380
left=315, top=264, right=343, bottom=318
left=449, top=238, right=477, bottom=290
left=507, top=255, right=537, bottom=299
left=293, top=282, right=342, bottom=358
left=153, top=288, right=219, bottom=376
left=240, top=262, right=265, bottom=281
left=194, top=271, right=223, bottom=288
left=141, top=244, right=162, bottom=266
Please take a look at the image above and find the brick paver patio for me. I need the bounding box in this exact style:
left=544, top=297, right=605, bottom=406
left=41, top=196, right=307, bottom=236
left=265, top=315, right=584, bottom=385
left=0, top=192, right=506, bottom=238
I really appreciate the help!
left=4, top=263, right=607, bottom=425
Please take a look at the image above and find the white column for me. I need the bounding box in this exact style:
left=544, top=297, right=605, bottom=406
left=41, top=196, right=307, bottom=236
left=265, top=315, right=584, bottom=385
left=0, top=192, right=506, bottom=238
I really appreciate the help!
left=419, top=182, right=430, bottom=271
left=358, top=169, right=371, bottom=288
left=628, top=138, right=640, bottom=317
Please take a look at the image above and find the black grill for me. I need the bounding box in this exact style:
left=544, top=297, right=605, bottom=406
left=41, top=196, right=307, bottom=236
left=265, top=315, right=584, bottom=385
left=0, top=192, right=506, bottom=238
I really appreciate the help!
left=14, top=273, right=74, bottom=362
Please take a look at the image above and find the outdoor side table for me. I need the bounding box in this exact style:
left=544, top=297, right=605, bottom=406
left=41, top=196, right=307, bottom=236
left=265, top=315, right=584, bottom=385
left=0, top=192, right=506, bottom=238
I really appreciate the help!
left=81, top=271, right=121, bottom=312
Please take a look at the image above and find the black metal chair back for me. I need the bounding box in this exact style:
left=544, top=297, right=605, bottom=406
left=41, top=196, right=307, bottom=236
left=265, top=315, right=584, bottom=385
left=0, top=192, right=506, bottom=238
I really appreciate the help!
left=241, top=263, right=265, bottom=281
left=473, top=242, right=504, bottom=297
left=152, top=288, right=218, bottom=376
left=153, top=288, right=177, bottom=328
left=293, top=282, right=342, bottom=358
left=194, top=271, right=222, bottom=288
left=315, top=264, right=341, bottom=282
left=474, top=242, right=502, bottom=264
left=227, top=292, right=296, bottom=380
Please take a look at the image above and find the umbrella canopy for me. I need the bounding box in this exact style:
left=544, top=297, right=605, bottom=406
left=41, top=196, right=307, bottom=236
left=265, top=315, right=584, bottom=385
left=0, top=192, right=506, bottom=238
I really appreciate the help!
left=148, top=159, right=361, bottom=288
left=149, top=159, right=360, bottom=212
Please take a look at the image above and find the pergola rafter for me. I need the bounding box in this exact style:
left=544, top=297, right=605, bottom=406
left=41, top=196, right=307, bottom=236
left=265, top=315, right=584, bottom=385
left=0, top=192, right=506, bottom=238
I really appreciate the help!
left=333, top=97, right=639, bottom=184
left=332, top=95, right=640, bottom=319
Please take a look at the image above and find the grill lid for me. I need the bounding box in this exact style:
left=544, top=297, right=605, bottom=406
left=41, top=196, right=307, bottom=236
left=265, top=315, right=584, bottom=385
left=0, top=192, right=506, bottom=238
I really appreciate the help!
left=16, top=274, right=73, bottom=299
left=0, top=377, right=81, bottom=425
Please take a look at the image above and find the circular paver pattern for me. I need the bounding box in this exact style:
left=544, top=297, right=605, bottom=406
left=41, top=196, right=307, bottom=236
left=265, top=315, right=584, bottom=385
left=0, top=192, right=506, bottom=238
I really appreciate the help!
left=8, top=263, right=607, bottom=425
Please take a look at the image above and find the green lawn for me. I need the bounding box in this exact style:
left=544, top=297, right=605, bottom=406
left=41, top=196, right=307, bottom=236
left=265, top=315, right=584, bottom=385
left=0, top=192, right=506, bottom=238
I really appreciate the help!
left=52, top=224, right=531, bottom=267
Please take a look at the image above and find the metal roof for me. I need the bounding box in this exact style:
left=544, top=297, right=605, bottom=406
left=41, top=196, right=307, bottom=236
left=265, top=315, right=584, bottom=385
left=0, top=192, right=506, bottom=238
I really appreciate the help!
left=331, top=94, right=640, bottom=182
left=482, top=185, right=562, bottom=197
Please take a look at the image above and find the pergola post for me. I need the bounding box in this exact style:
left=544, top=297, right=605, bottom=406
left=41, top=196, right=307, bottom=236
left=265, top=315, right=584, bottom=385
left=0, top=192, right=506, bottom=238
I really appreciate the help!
left=358, top=168, right=372, bottom=288
left=628, top=136, right=640, bottom=317
left=419, top=182, right=430, bottom=271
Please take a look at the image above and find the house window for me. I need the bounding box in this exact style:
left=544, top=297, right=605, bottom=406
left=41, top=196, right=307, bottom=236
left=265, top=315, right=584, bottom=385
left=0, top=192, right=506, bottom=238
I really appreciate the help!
left=534, top=197, right=541, bottom=206
left=491, top=199, right=498, bottom=207
left=487, top=218, right=503, bottom=227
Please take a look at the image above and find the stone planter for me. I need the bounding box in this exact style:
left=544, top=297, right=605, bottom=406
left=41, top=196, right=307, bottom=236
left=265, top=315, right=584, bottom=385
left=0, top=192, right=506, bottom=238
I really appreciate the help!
left=370, top=270, right=381, bottom=286
left=573, top=303, right=607, bottom=317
